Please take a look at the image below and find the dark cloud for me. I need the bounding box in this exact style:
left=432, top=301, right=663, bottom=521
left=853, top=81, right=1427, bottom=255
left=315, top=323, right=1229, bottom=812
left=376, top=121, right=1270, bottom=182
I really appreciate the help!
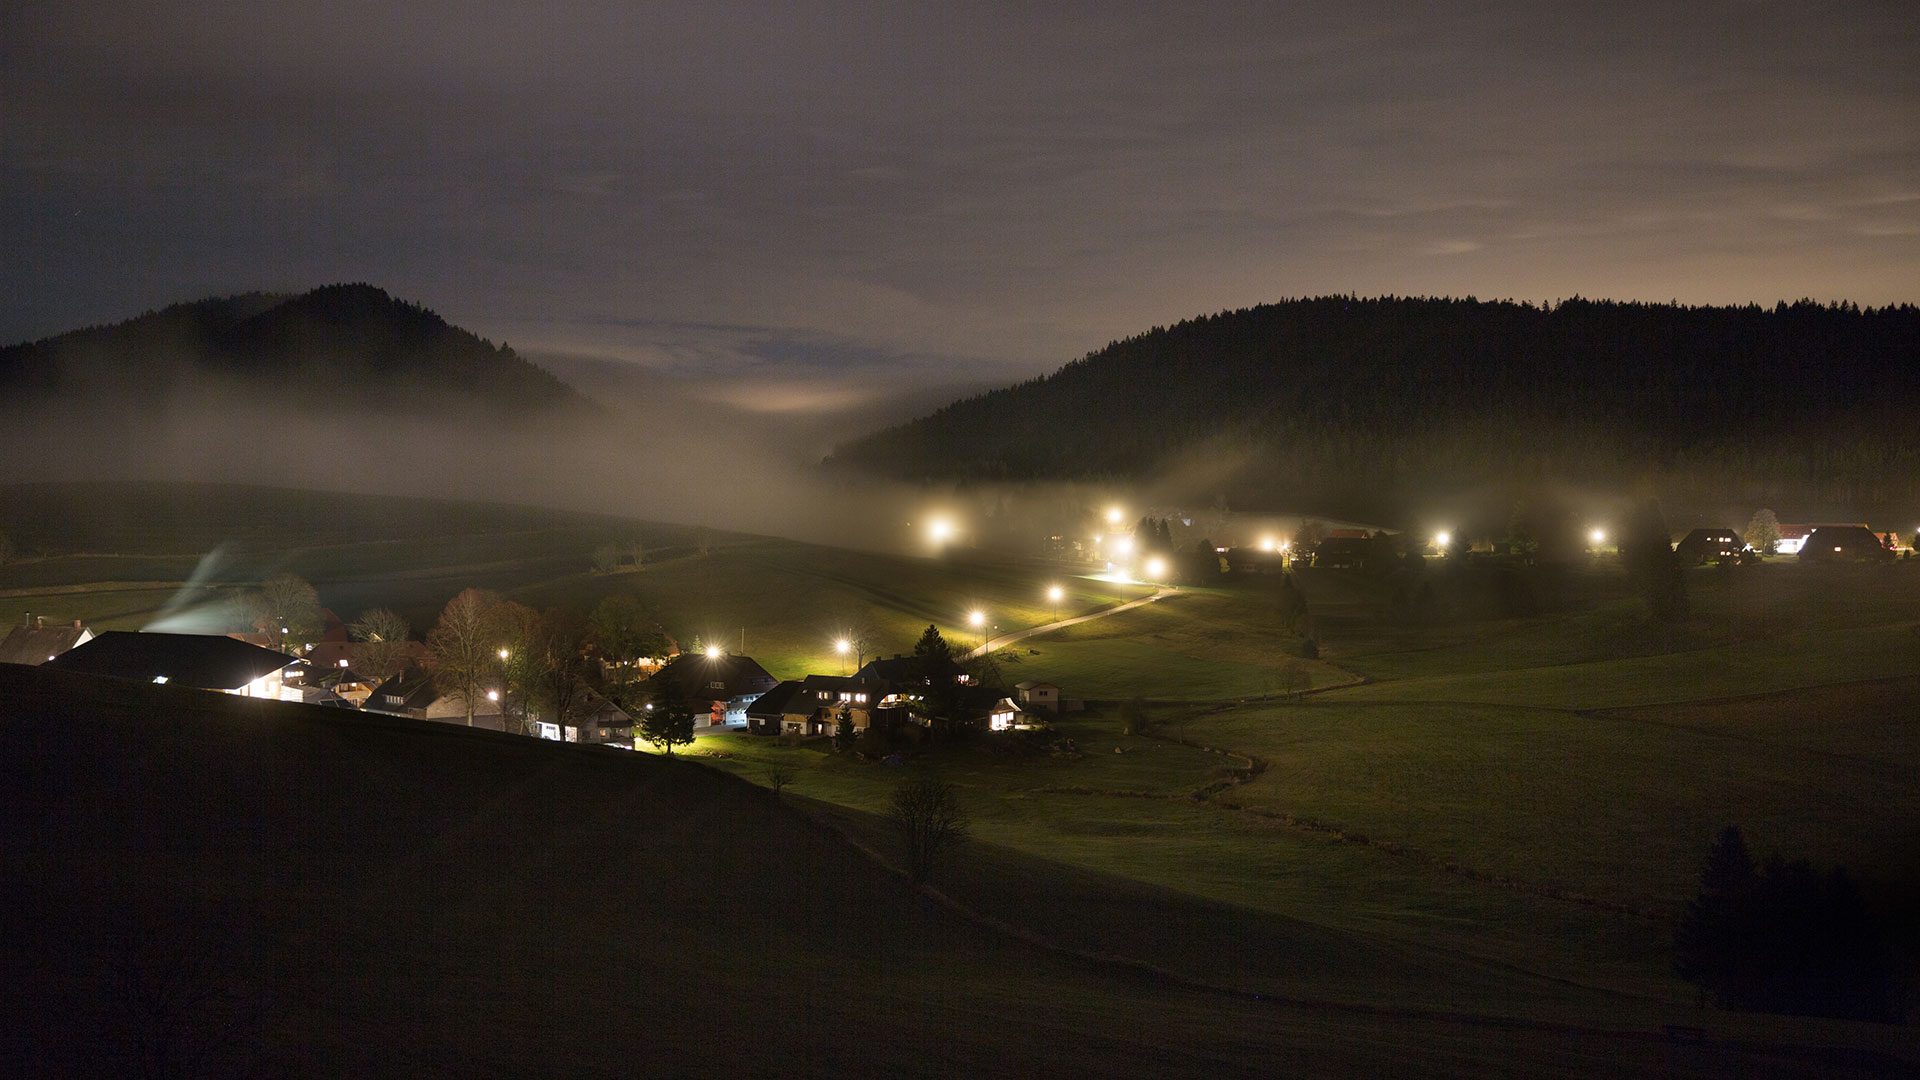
left=5, top=1, right=1916, bottom=385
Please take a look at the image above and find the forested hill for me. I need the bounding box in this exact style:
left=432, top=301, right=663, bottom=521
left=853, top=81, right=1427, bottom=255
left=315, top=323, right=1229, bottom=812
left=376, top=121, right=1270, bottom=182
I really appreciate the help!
left=0, top=284, right=588, bottom=418
left=824, top=296, right=1920, bottom=518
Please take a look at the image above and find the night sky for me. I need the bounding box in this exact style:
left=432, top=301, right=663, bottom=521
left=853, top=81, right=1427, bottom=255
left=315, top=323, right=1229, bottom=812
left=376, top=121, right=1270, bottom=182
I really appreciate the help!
left=6, top=2, right=1916, bottom=390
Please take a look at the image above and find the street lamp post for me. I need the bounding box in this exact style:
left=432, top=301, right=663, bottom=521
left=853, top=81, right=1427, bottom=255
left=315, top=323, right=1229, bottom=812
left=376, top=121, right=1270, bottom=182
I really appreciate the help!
left=835, top=637, right=850, bottom=675
left=969, top=609, right=986, bottom=653
left=1047, top=584, right=1064, bottom=624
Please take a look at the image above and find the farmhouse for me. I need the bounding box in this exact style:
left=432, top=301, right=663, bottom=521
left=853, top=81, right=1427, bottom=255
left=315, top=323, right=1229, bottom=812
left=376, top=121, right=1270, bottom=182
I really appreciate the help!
left=46, top=631, right=298, bottom=698
left=653, top=651, right=777, bottom=727
left=981, top=696, right=1042, bottom=731
left=1014, top=680, right=1060, bottom=712
left=362, top=665, right=509, bottom=729
left=0, top=614, right=94, bottom=666
left=746, top=674, right=904, bottom=736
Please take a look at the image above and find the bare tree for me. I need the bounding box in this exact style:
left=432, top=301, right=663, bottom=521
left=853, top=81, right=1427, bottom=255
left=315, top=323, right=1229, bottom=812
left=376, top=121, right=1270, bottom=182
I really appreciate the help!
left=489, top=601, right=544, bottom=734
left=426, top=588, right=502, bottom=726
left=533, top=606, right=594, bottom=739
left=249, top=572, right=322, bottom=652
left=887, top=776, right=970, bottom=885
left=349, top=607, right=412, bottom=681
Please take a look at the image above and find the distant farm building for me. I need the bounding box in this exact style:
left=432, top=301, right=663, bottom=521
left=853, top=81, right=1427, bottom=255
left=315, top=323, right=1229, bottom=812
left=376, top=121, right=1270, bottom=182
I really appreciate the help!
left=0, top=614, right=94, bottom=667
left=653, top=651, right=777, bottom=727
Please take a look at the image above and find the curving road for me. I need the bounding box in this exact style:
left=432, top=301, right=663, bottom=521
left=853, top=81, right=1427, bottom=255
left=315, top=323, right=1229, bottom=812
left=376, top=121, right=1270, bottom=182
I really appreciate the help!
left=962, top=585, right=1180, bottom=659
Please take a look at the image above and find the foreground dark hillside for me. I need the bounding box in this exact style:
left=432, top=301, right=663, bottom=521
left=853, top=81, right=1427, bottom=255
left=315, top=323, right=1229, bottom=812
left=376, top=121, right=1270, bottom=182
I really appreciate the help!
left=826, top=297, right=1920, bottom=521
left=2, top=664, right=1908, bottom=1078
left=0, top=284, right=585, bottom=418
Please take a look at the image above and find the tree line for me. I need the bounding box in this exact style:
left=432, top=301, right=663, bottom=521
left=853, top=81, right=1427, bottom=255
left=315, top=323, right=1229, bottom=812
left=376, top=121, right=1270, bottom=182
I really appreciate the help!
left=825, top=296, right=1920, bottom=522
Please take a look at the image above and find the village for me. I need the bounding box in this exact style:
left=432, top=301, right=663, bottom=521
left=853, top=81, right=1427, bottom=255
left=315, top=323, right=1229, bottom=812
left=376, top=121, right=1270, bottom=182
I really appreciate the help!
left=5, top=502, right=1908, bottom=760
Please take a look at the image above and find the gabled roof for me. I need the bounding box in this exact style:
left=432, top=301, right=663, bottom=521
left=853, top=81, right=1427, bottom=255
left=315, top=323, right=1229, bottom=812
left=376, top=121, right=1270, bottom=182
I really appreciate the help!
left=364, top=665, right=440, bottom=714
left=798, top=674, right=889, bottom=698
left=657, top=652, right=778, bottom=701
left=854, top=656, right=920, bottom=683
left=745, top=680, right=809, bottom=719
left=1014, top=680, right=1058, bottom=692
left=0, top=621, right=93, bottom=666
left=46, top=631, right=294, bottom=690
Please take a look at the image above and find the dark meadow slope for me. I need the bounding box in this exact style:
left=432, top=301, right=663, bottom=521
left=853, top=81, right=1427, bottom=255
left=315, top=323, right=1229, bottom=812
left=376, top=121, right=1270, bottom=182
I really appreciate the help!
left=0, top=284, right=586, bottom=419
left=825, top=297, right=1920, bottom=523
left=4, top=664, right=1906, bottom=1078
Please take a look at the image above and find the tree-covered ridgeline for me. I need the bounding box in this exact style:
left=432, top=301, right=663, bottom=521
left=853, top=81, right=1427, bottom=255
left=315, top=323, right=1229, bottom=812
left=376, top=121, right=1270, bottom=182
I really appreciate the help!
left=825, top=296, right=1920, bottom=520
left=0, top=284, right=586, bottom=418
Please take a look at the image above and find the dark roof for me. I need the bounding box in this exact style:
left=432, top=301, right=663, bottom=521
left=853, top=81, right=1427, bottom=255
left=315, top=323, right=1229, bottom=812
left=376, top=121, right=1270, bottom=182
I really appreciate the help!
left=745, top=680, right=809, bottom=719
left=363, top=665, right=439, bottom=714
left=45, top=631, right=294, bottom=690
left=657, top=652, right=778, bottom=701
left=854, top=656, right=921, bottom=683
left=0, top=622, right=91, bottom=666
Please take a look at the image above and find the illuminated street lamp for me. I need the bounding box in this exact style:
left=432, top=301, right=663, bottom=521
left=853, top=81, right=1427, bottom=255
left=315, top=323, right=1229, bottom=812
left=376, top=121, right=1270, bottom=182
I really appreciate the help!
left=1113, top=535, right=1135, bottom=556
left=1435, top=531, right=1452, bottom=553
left=487, top=689, right=499, bottom=703
left=705, top=644, right=722, bottom=660
left=969, top=609, right=987, bottom=651
left=1047, top=584, right=1064, bottom=623
left=835, top=637, right=850, bottom=675
left=1589, top=528, right=1607, bottom=547
left=498, top=648, right=510, bottom=661
left=928, top=517, right=954, bottom=546
left=1106, top=506, right=1124, bottom=526
left=1144, top=556, right=1168, bottom=581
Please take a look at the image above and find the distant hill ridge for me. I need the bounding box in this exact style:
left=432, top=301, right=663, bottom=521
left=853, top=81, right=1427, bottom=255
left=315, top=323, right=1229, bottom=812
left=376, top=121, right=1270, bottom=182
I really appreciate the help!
left=825, top=295, right=1920, bottom=518
left=0, top=284, right=588, bottom=416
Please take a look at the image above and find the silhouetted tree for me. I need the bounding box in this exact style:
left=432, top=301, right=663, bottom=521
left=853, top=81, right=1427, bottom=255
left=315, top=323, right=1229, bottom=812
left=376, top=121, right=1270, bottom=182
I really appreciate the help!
left=532, top=606, right=593, bottom=738
left=888, top=776, right=970, bottom=885
left=1745, top=509, right=1782, bottom=555
left=1676, top=826, right=1904, bottom=1022
left=639, top=693, right=696, bottom=756
left=1277, top=573, right=1309, bottom=635
left=348, top=608, right=412, bottom=681
left=248, top=573, right=322, bottom=652
left=589, top=595, right=668, bottom=686
left=910, top=624, right=961, bottom=724
left=427, top=588, right=503, bottom=726
left=1622, top=498, right=1686, bottom=622
left=832, top=705, right=857, bottom=753
left=489, top=601, right=544, bottom=734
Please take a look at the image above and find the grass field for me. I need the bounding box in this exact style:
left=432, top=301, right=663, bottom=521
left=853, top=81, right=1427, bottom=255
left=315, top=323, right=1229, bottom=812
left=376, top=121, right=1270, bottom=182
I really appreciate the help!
left=7, top=664, right=1910, bottom=1077
left=6, top=480, right=1917, bottom=1053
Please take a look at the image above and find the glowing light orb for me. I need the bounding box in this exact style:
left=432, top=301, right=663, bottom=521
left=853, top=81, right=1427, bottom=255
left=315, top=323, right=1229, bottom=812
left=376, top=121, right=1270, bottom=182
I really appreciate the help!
left=1144, top=556, right=1168, bottom=579
left=705, top=644, right=722, bottom=659
left=1435, top=531, right=1451, bottom=549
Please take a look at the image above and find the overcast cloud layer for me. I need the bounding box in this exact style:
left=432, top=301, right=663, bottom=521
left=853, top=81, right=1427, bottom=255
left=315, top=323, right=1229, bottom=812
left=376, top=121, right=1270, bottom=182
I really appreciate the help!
left=5, top=1, right=1917, bottom=394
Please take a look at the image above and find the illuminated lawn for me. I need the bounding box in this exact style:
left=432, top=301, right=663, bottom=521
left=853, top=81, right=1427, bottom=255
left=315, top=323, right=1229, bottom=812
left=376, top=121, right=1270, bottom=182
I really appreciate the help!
left=1015, top=587, right=1352, bottom=701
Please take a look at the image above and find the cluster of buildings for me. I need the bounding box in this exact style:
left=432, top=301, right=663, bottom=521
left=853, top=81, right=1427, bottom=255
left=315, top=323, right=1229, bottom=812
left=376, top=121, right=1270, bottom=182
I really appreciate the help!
left=4, top=611, right=1071, bottom=750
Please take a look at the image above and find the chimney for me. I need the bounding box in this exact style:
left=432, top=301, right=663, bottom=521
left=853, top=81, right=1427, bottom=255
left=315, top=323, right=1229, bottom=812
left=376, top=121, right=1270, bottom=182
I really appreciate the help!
left=23, top=612, right=31, bottom=629
left=74, top=620, right=83, bottom=629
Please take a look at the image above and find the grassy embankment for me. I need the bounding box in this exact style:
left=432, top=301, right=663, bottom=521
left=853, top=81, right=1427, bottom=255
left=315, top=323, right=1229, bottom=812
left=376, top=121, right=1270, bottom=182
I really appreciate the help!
left=5, top=662, right=1909, bottom=1078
